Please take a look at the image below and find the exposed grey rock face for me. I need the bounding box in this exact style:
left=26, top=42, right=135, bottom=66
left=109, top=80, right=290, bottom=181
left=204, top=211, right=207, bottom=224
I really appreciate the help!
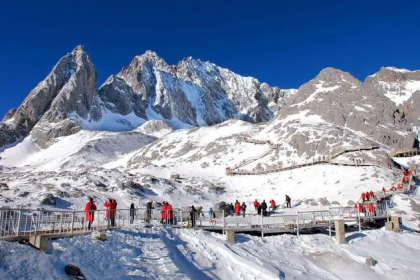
left=41, top=193, right=56, bottom=205
left=2, top=109, right=17, bottom=122
left=365, top=67, right=420, bottom=135
left=365, top=257, right=377, bottom=267
left=134, top=120, right=174, bottom=138
left=0, top=45, right=97, bottom=149
left=278, top=67, right=416, bottom=149
left=96, top=76, right=147, bottom=120
left=31, top=46, right=97, bottom=148
left=116, top=52, right=290, bottom=126
left=0, top=123, right=22, bottom=150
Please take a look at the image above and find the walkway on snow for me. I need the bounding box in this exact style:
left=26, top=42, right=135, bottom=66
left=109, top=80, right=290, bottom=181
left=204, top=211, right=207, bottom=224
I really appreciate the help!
left=227, top=137, right=384, bottom=176
left=0, top=172, right=415, bottom=241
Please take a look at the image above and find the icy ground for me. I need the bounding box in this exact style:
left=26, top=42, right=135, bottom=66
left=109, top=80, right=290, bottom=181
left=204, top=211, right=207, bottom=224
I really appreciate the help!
left=1, top=226, right=420, bottom=280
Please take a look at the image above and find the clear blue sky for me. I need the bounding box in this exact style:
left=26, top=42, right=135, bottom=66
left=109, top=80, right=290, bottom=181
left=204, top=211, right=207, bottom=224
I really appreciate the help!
left=1, top=0, right=420, bottom=118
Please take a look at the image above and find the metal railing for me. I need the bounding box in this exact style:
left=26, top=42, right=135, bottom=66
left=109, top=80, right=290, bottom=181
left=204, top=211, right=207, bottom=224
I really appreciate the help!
left=0, top=208, right=158, bottom=239
left=1, top=172, right=412, bottom=240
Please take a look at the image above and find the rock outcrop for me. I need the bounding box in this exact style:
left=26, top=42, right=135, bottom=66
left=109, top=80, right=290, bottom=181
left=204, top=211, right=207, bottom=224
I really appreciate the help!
left=275, top=67, right=417, bottom=150
left=0, top=45, right=97, bottom=149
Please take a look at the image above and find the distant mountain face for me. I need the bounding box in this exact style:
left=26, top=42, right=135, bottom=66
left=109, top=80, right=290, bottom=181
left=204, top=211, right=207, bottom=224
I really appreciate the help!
left=0, top=46, right=293, bottom=149
left=0, top=45, right=419, bottom=151
left=276, top=67, right=418, bottom=149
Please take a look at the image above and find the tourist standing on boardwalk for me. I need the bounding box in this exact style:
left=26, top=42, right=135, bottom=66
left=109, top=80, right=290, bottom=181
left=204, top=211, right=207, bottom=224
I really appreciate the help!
left=104, top=198, right=112, bottom=226
left=190, top=205, right=197, bottom=227
left=130, top=203, right=136, bottom=224
left=261, top=200, right=268, bottom=216
left=110, top=199, right=117, bottom=227
left=235, top=201, right=241, bottom=215
left=85, top=198, right=97, bottom=230
left=146, top=200, right=154, bottom=222
left=241, top=202, right=247, bottom=217
left=285, top=195, right=291, bottom=208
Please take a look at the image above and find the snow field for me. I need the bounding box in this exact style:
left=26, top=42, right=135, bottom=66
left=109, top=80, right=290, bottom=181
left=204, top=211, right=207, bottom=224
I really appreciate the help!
left=1, top=226, right=420, bottom=280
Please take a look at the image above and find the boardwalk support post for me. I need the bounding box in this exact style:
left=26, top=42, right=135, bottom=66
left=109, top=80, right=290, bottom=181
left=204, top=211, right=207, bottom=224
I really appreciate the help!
left=225, top=230, right=236, bottom=244
left=29, top=235, right=48, bottom=252
left=391, top=216, right=401, bottom=231
left=335, top=220, right=346, bottom=244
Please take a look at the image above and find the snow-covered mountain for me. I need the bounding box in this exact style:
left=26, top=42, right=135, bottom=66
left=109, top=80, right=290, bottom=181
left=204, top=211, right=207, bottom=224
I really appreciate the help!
left=0, top=46, right=294, bottom=150
left=0, top=45, right=420, bottom=227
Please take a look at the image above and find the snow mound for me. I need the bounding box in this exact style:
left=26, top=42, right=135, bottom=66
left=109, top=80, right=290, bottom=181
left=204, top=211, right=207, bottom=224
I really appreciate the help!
left=134, top=120, right=175, bottom=138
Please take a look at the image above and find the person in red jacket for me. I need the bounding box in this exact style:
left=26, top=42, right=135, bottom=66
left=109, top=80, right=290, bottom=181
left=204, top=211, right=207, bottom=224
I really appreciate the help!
left=361, top=193, right=366, bottom=202
left=161, top=201, right=167, bottom=224
left=104, top=198, right=112, bottom=227
left=235, top=201, right=241, bottom=215
left=354, top=203, right=363, bottom=213
left=166, top=202, right=173, bottom=225
left=85, top=198, right=97, bottom=230
left=382, top=187, right=386, bottom=192
left=253, top=199, right=261, bottom=214
left=269, top=200, right=276, bottom=211
left=253, top=200, right=259, bottom=210
left=369, top=191, right=374, bottom=199
left=367, top=203, right=375, bottom=216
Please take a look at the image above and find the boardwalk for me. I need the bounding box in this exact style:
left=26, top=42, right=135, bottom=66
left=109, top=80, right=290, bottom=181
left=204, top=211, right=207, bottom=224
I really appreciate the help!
left=0, top=168, right=415, bottom=242
left=1, top=173, right=413, bottom=241
left=227, top=138, right=383, bottom=176
left=227, top=137, right=419, bottom=176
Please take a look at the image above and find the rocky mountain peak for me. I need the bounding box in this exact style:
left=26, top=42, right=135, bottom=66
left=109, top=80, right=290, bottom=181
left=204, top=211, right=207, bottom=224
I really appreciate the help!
left=366, top=67, right=420, bottom=83
left=314, top=67, right=362, bottom=87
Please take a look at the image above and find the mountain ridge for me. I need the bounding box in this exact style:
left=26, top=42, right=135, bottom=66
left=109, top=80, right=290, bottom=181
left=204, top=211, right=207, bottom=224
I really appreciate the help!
left=1, top=45, right=420, bottom=151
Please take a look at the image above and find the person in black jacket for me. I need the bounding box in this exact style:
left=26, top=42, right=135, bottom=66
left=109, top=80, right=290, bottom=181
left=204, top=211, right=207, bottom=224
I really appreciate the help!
left=146, top=200, right=154, bottom=222
left=190, top=205, right=197, bottom=227
left=129, top=203, right=136, bottom=224
left=285, top=195, right=291, bottom=208
left=261, top=200, right=268, bottom=216
left=228, top=203, right=234, bottom=217
left=241, top=202, right=247, bottom=218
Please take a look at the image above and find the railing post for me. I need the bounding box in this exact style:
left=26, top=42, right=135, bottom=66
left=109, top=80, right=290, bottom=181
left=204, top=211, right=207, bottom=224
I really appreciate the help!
left=222, top=210, right=225, bottom=235
left=180, top=209, right=183, bottom=228
left=59, top=213, right=63, bottom=233
left=71, top=209, right=75, bottom=234
left=16, top=206, right=23, bottom=237
left=357, top=203, right=361, bottom=232
left=97, top=210, right=100, bottom=230
left=296, top=211, right=300, bottom=237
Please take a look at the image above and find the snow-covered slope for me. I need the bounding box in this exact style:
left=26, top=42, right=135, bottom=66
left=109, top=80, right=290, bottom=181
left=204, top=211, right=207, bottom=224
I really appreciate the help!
left=134, top=120, right=175, bottom=138
left=1, top=226, right=420, bottom=280
left=0, top=131, right=155, bottom=171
